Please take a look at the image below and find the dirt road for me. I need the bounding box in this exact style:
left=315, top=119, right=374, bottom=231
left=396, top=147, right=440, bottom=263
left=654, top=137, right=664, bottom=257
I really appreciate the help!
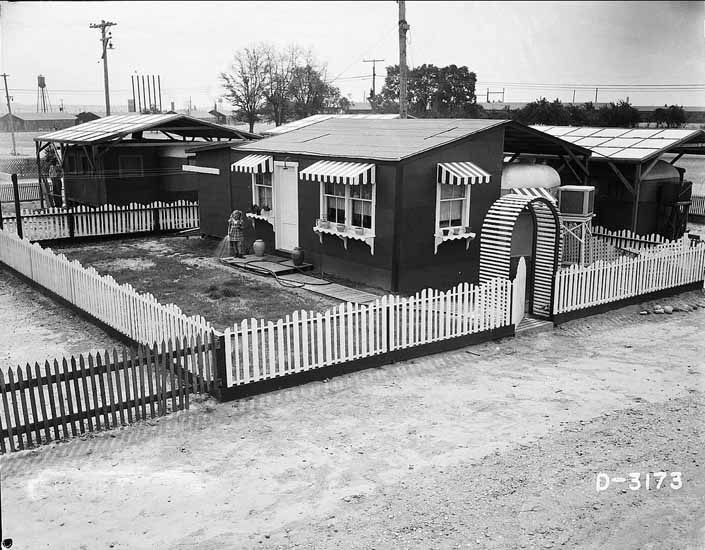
left=2, top=292, right=704, bottom=549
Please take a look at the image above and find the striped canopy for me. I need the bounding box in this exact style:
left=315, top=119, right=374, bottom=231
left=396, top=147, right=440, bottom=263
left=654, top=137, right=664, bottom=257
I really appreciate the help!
left=437, top=162, right=491, bottom=185
left=505, top=187, right=556, bottom=203
left=231, top=154, right=273, bottom=174
left=300, top=160, right=376, bottom=185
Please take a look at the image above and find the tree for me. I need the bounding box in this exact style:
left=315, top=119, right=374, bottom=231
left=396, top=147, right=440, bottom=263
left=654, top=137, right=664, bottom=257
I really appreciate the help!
left=220, top=45, right=268, bottom=133
left=596, top=99, right=641, bottom=128
left=513, top=98, right=571, bottom=125
left=371, top=63, right=478, bottom=117
left=288, top=60, right=341, bottom=118
left=262, top=44, right=300, bottom=126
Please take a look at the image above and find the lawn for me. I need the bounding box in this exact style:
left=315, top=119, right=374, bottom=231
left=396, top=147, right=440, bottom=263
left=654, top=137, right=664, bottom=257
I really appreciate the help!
left=51, top=235, right=342, bottom=330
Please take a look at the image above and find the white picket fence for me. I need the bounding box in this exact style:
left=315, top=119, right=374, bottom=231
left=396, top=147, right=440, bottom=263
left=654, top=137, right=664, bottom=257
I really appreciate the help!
left=1, top=201, right=199, bottom=241
left=691, top=195, right=705, bottom=217
left=0, top=227, right=213, bottom=344
left=0, top=181, right=41, bottom=202
left=591, top=225, right=672, bottom=251
left=553, top=244, right=705, bottom=314
left=223, top=278, right=513, bottom=387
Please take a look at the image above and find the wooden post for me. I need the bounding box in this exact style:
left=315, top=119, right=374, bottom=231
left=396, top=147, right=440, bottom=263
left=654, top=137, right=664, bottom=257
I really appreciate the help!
left=153, top=205, right=160, bottom=233
left=36, top=141, right=45, bottom=208
left=67, top=207, right=75, bottom=239
left=212, top=331, right=227, bottom=399
left=631, top=164, right=642, bottom=233
left=11, top=173, right=22, bottom=239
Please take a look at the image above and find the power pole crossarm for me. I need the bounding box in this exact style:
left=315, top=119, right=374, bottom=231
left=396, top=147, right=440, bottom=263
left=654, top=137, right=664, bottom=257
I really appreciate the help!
left=89, top=20, right=117, bottom=116
left=363, top=58, right=385, bottom=101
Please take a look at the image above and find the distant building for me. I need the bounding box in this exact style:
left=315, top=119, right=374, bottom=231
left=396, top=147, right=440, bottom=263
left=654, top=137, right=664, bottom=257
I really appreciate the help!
left=75, top=112, right=101, bottom=125
left=0, top=112, right=76, bottom=132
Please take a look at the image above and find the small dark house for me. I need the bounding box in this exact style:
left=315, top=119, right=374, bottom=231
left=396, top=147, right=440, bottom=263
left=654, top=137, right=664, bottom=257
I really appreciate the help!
left=75, top=112, right=101, bottom=125
left=0, top=112, right=76, bottom=132
left=531, top=125, right=705, bottom=239
left=190, top=118, right=590, bottom=293
left=34, top=114, right=259, bottom=206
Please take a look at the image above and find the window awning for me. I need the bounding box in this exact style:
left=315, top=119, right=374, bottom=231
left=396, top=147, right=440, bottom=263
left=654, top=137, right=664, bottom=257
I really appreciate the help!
left=437, top=162, right=491, bottom=185
left=231, top=154, right=273, bottom=174
left=300, top=160, right=376, bottom=185
left=506, top=187, right=557, bottom=203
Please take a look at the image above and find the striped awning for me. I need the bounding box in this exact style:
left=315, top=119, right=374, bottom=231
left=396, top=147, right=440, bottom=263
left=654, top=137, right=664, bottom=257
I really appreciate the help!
left=437, top=162, right=491, bottom=185
left=231, top=154, right=273, bottom=174
left=300, top=160, right=376, bottom=185
left=507, top=187, right=557, bottom=203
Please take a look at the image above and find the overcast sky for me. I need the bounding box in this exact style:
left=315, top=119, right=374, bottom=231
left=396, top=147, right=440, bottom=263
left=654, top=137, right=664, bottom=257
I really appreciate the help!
left=1, top=1, right=704, bottom=113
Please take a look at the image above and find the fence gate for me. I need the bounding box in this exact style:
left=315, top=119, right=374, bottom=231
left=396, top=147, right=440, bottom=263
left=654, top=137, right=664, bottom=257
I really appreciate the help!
left=479, top=193, right=561, bottom=319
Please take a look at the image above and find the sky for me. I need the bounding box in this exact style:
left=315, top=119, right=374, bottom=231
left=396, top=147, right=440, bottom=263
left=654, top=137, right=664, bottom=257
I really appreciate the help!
left=1, top=0, right=704, bottom=114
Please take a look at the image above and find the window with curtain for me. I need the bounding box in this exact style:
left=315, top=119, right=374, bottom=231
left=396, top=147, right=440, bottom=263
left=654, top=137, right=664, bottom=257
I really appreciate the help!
left=350, top=184, right=373, bottom=229
left=253, top=172, right=273, bottom=210
left=324, top=182, right=347, bottom=224
left=437, top=183, right=468, bottom=229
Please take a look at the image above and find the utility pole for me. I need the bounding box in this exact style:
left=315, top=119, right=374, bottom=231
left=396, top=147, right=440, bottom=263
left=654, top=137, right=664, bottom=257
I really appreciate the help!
left=363, top=58, right=385, bottom=101
left=89, top=19, right=117, bottom=116
left=594, top=87, right=598, bottom=104
left=1, top=74, right=17, bottom=156
left=398, top=0, right=409, bottom=119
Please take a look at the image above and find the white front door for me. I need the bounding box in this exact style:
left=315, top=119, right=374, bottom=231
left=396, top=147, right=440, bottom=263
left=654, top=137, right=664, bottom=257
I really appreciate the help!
left=273, top=161, right=299, bottom=252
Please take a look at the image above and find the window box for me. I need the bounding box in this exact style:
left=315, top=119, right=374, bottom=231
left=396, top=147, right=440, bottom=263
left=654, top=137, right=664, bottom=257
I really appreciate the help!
left=313, top=224, right=376, bottom=255
left=434, top=180, right=474, bottom=254
left=246, top=211, right=274, bottom=226
left=434, top=226, right=476, bottom=254
left=251, top=172, right=274, bottom=227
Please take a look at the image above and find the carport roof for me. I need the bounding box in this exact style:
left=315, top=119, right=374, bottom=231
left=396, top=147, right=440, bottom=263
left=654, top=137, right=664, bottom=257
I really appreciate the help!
left=530, top=125, right=705, bottom=163
left=34, top=113, right=260, bottom=145
left=236, top=118, right=591, bottom=162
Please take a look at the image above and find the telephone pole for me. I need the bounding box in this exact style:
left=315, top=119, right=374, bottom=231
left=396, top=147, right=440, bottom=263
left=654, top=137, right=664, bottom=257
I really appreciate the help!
left=398, top=0, right=409, bottom=118
left=89, top=19, right=117, bottom=116
left=1, top=74, right=17, bottom=156
left=363, top=58, right=385, bottom=101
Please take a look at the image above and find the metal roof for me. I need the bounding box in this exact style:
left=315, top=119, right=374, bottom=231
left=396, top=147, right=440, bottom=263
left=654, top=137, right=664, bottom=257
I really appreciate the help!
left=239, top=118, right=591, bottom=162
left=3, top=112, right=76, bottom=121
left=530, top=125, right=705, bottom=163
left=34, top=113, right=259, bottom=144
left=263, top=113, right=400, bottom=136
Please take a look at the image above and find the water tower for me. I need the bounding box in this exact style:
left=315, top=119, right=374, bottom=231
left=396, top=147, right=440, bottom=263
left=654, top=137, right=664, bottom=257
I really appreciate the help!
left=37, top=74, right=53, bottom=113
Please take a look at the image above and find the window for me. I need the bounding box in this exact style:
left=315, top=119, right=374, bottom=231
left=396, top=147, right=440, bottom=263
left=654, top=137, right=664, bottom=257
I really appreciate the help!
left=319, top=182, right=376, bottom=230
left=323, top=182, right=347, bottom=224
left=252, top=172, right=273, bottom=210
left=118, top=155, right=143, bottom=178
left=436, top=182, right=469, bottom=231
left=350, top=184, right=373, bottom=229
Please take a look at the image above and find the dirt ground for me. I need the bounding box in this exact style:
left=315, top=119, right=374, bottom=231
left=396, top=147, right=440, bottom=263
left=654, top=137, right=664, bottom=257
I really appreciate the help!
left=51, top=235, right=344, bottom=330
left=2, top=291, right=704, bottom=549
left=0, top=268, right=125, bottom=371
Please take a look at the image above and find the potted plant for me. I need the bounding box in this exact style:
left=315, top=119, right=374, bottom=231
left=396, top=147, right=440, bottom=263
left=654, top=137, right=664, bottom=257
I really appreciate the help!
left=453, top=227, right=460, bottom=235
left=261, top=205, right=271, bottom=216
left=251, top=204, right=261, bottom=215
left=354, top=226, right=365, bottom=236
left=442, top=228, right=450, bottom=237
left=336, top=223, right=346, bottom=232
left=319, top=218, right=330, bottom=229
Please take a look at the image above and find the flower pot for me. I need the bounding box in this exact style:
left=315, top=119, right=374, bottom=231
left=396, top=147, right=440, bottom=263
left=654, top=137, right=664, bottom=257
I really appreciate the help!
left=453, top=228, right=460, bottom=235
left=354, top=227, right=365, bottom=236
left=253, top=239, right=266, bottom=257
left=442, top=228, right=450, bottom=237
left=292, top=246, right=305, bottom=266
left=319, top=220, right=330, bottom=229
left=336, top=223, right=346, bottom=232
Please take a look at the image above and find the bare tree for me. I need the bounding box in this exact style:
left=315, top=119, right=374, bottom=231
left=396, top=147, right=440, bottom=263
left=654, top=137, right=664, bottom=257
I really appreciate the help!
left=220, top=45, right=268, bottom=133
left=262, top=44, right=301, bottom=126
left=288, top=53, right=341, bottom=119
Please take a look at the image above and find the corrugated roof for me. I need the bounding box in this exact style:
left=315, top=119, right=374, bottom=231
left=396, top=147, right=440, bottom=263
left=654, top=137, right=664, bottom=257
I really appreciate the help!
left=239, top=118, right=510, bottom=161
left=263, top=113, right=400, bottom=136
left=530, top=125, right=705, bottom=162
left=4, top=112, right=76, bottom=121
left=35, top=113, right=259, bottom=144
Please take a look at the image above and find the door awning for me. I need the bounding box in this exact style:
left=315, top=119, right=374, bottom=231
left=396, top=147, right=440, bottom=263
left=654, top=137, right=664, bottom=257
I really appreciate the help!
left=300, top=160, right=376, bottom=185
left=231, top=154, right=273, bottom=174
left=505, top=187, right=557, bottom=203
left=437, top=162, right=491, bottom=185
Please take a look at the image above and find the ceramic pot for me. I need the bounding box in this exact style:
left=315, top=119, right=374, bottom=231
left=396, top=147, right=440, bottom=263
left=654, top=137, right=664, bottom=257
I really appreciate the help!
left=253, top=239, right=266, bottom=257
left=336, top=223, right=346, bottom=232
left=292, top=246, right=305, bottom=266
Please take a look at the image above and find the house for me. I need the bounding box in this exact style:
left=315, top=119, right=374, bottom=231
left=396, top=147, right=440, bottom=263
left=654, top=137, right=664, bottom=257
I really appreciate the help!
left=531, top=125, right=705, bottom=239
left=188, top=118, right=590, bottom=297
left=0, top=112, right=76, bottom=132
left=34, top=113, right=260, bottom=206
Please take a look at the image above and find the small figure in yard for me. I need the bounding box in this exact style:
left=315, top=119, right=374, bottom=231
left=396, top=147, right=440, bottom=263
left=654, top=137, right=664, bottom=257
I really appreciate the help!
left=228, top=209, right=247, bottom=258
left=48, top=159, right=63, bottom=207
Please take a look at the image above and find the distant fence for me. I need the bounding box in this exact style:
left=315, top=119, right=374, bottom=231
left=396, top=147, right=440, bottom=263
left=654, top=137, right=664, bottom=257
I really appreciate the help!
left=553, top=243, right=705, bottom=314
left=691, top=195, right=705, bottom=217
left=0, top=334, right=215, bottom=453
left=591, top=225, right=673, bottom=251
left=0, top=181, right=41, bottom=203
left=1, top=200, right=199, bottom=241
left=0, top=227, right=213, bottom=345
left=223, top=278, right=513, bottom=388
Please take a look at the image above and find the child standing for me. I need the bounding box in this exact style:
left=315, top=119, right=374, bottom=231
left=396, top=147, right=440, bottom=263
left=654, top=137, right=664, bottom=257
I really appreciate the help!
left=227, top=210, right=245, bottom=258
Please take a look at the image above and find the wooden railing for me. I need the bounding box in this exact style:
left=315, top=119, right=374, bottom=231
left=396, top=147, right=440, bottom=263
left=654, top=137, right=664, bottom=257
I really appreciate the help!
left=0, top=334, right=215, bottom=453
left=223, top=278, right=513, bottom=388
left=553, top=244, right=705, bottom=314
